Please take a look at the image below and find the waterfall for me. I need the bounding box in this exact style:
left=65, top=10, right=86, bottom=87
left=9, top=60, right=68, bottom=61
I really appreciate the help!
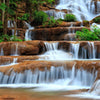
left=44, top=42, right=59, bottom=51
left=11, top=43, right=19, bottom=56
left=56, top=0, right=100, bottom=21
left=0, top=65, right=97, bottom=87
left=88, top=42, right=96, bottom=59
left=0, top=48, right=4, bottom=56
left=45, top=10, right=66, bottom=19
left=89, top=80, right=100, bottom=95
left=25, top=22, right=34, bottom=41
left=7, top=20, right=18, bottom=36
left=39, top=42, right=73, bottom=60
left=71, top=43, right=80, bottom=59
left=67, top=22, right=75, bottom=40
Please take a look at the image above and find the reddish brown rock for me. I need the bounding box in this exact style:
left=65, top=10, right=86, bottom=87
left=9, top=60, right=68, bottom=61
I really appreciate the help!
left=0, top=40, right=44, bottom=56
left=0, top=60, right=100, bottom=75
left=32, top=27, right=89, bottom=41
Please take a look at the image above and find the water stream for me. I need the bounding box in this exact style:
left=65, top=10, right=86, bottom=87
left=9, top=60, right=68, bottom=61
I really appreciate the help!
left=56, top=0, right=100, bottom=21
left=25, top=22, right=34, bottom=41
left=39, top=42, right=73, bottom=60
left=0, top=58, right=18, bottom=67
left=0, top=48, right=4, bottom=56
left=0, top=65, right=97, bottom=90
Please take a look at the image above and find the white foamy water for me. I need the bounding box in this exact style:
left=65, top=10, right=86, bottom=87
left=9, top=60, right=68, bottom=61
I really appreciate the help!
left=65, top=93, right=100, bottom=99
left=25, top=22, right=34, bottom=41
left=0, top=65, right=97, bottom=92
left=65, top=80, right=100, bottom=99
left=56, top=0, right=100, bottom=21
left=39, top=42, right=73, bottom=60
left=39, top=42, right=98, bottom=60
left=88, top=42, right=96, bottom=59
left=71, top=43, right=80, bottom=59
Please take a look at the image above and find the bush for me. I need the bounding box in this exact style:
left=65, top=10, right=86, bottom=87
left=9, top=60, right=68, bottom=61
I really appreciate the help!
left=43, top=16, right=61, bottom=27
left=0, top=34, right=23, bottom=42
left=33, top=11, right=48, bottom=25
left=76, top=28, right=100, bottom=41
left=64, top=14, right=76, bottom=22
left=18, top=13, right=30, bottom=21
left=94, top=17, right=100, bottom=23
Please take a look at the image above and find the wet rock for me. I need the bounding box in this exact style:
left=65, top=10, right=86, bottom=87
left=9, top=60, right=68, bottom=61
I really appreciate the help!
left=32, top=27, right=89, bottom=41
left=0, top=41, right=44, bottom=56
left=0, top=60, right=100, bottom=74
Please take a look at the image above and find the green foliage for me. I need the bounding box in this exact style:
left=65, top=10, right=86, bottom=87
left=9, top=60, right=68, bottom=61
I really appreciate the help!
left=45, top=0, right=55, bottom=4
left=0, top=21, right=3, bottom=29
left=0, top=34, right=23, bottom=42
left=43, top=16, right=61, bottom=27
left=29, top=0, right=54, bottom=11
left=64, top=14, right=76, bottom=22
left=11, top=36, right=23, bottom=42
left=34, top=11, right=48, bottom=25
left=76, top=28, right=100, bottom=41
left=0, top=3, right=6, bottom=11
left=7, top=8, right=16, bottom=16
left=18, top=13, right=30, bottom=21
left=94, top=17, right=100, bottom=23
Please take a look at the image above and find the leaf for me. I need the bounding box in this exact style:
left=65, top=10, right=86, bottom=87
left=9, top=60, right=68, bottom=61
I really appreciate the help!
left=0, top=3, right=7, bottom=11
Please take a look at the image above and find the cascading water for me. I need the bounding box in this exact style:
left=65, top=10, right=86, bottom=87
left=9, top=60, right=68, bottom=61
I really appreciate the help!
left=39, top=42, right=73, bottom=60
left=0, top=48, right=4, bottom=56
left=71, top=43, right=80, bottom=59
left=11, top=43, right=19, bottom=56
left=67, top=22, right=75, bottom=41
left=25, top=22, right=34, bottom=41
left=0, top=58, right=18, bottom=67
left=45, top=10, right=66, bottom=19
left=56, top=0, right=100, bottom=21
left=7, top=20, right=18, bottom=36
left=0, top=65, right=97, bottom=90
left=88, top=42, right=96, bottom=59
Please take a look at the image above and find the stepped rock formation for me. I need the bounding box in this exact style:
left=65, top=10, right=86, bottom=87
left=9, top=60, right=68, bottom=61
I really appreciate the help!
left=1, top=0, right=100, bottom=99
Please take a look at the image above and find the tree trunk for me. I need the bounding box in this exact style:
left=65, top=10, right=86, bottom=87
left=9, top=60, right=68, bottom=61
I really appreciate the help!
left=2, top=0, right=5, bottom=25
left=3, top=0, right=9, bottom=35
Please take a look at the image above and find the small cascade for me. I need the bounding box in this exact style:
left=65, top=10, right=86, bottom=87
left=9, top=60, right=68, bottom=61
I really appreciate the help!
left=81, top=48, right=87, bottom=59
left=45, top=10, right=66, bottom=19
left=0, top=65, right=97, bottom=87
left=71, top=43, right=80, bottom=59
left=7, top=20, right=17, bottom=36
left=0, top=48, right=4, bottom=56
left=8, top=20, right=15, bottom=28
left=89, top=80, right=100, bottom=95
left=71, top=63, right=76, bottom=80
left=0, top=58, right=18, bottom=67
left=80, top=21, right=83, bottom=27
left=44, top=42, right=59, bottom=51
left=56, top=0, right=100, bottom=21
left=25, top=22, right=34, bottom=41
left=11, top=43, right=19, bottom=56
left=88, top=42, right=96, bottom=59
left=67, top=22, right=75, bottom=41
left=39, top=42, right=73, bottom=60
